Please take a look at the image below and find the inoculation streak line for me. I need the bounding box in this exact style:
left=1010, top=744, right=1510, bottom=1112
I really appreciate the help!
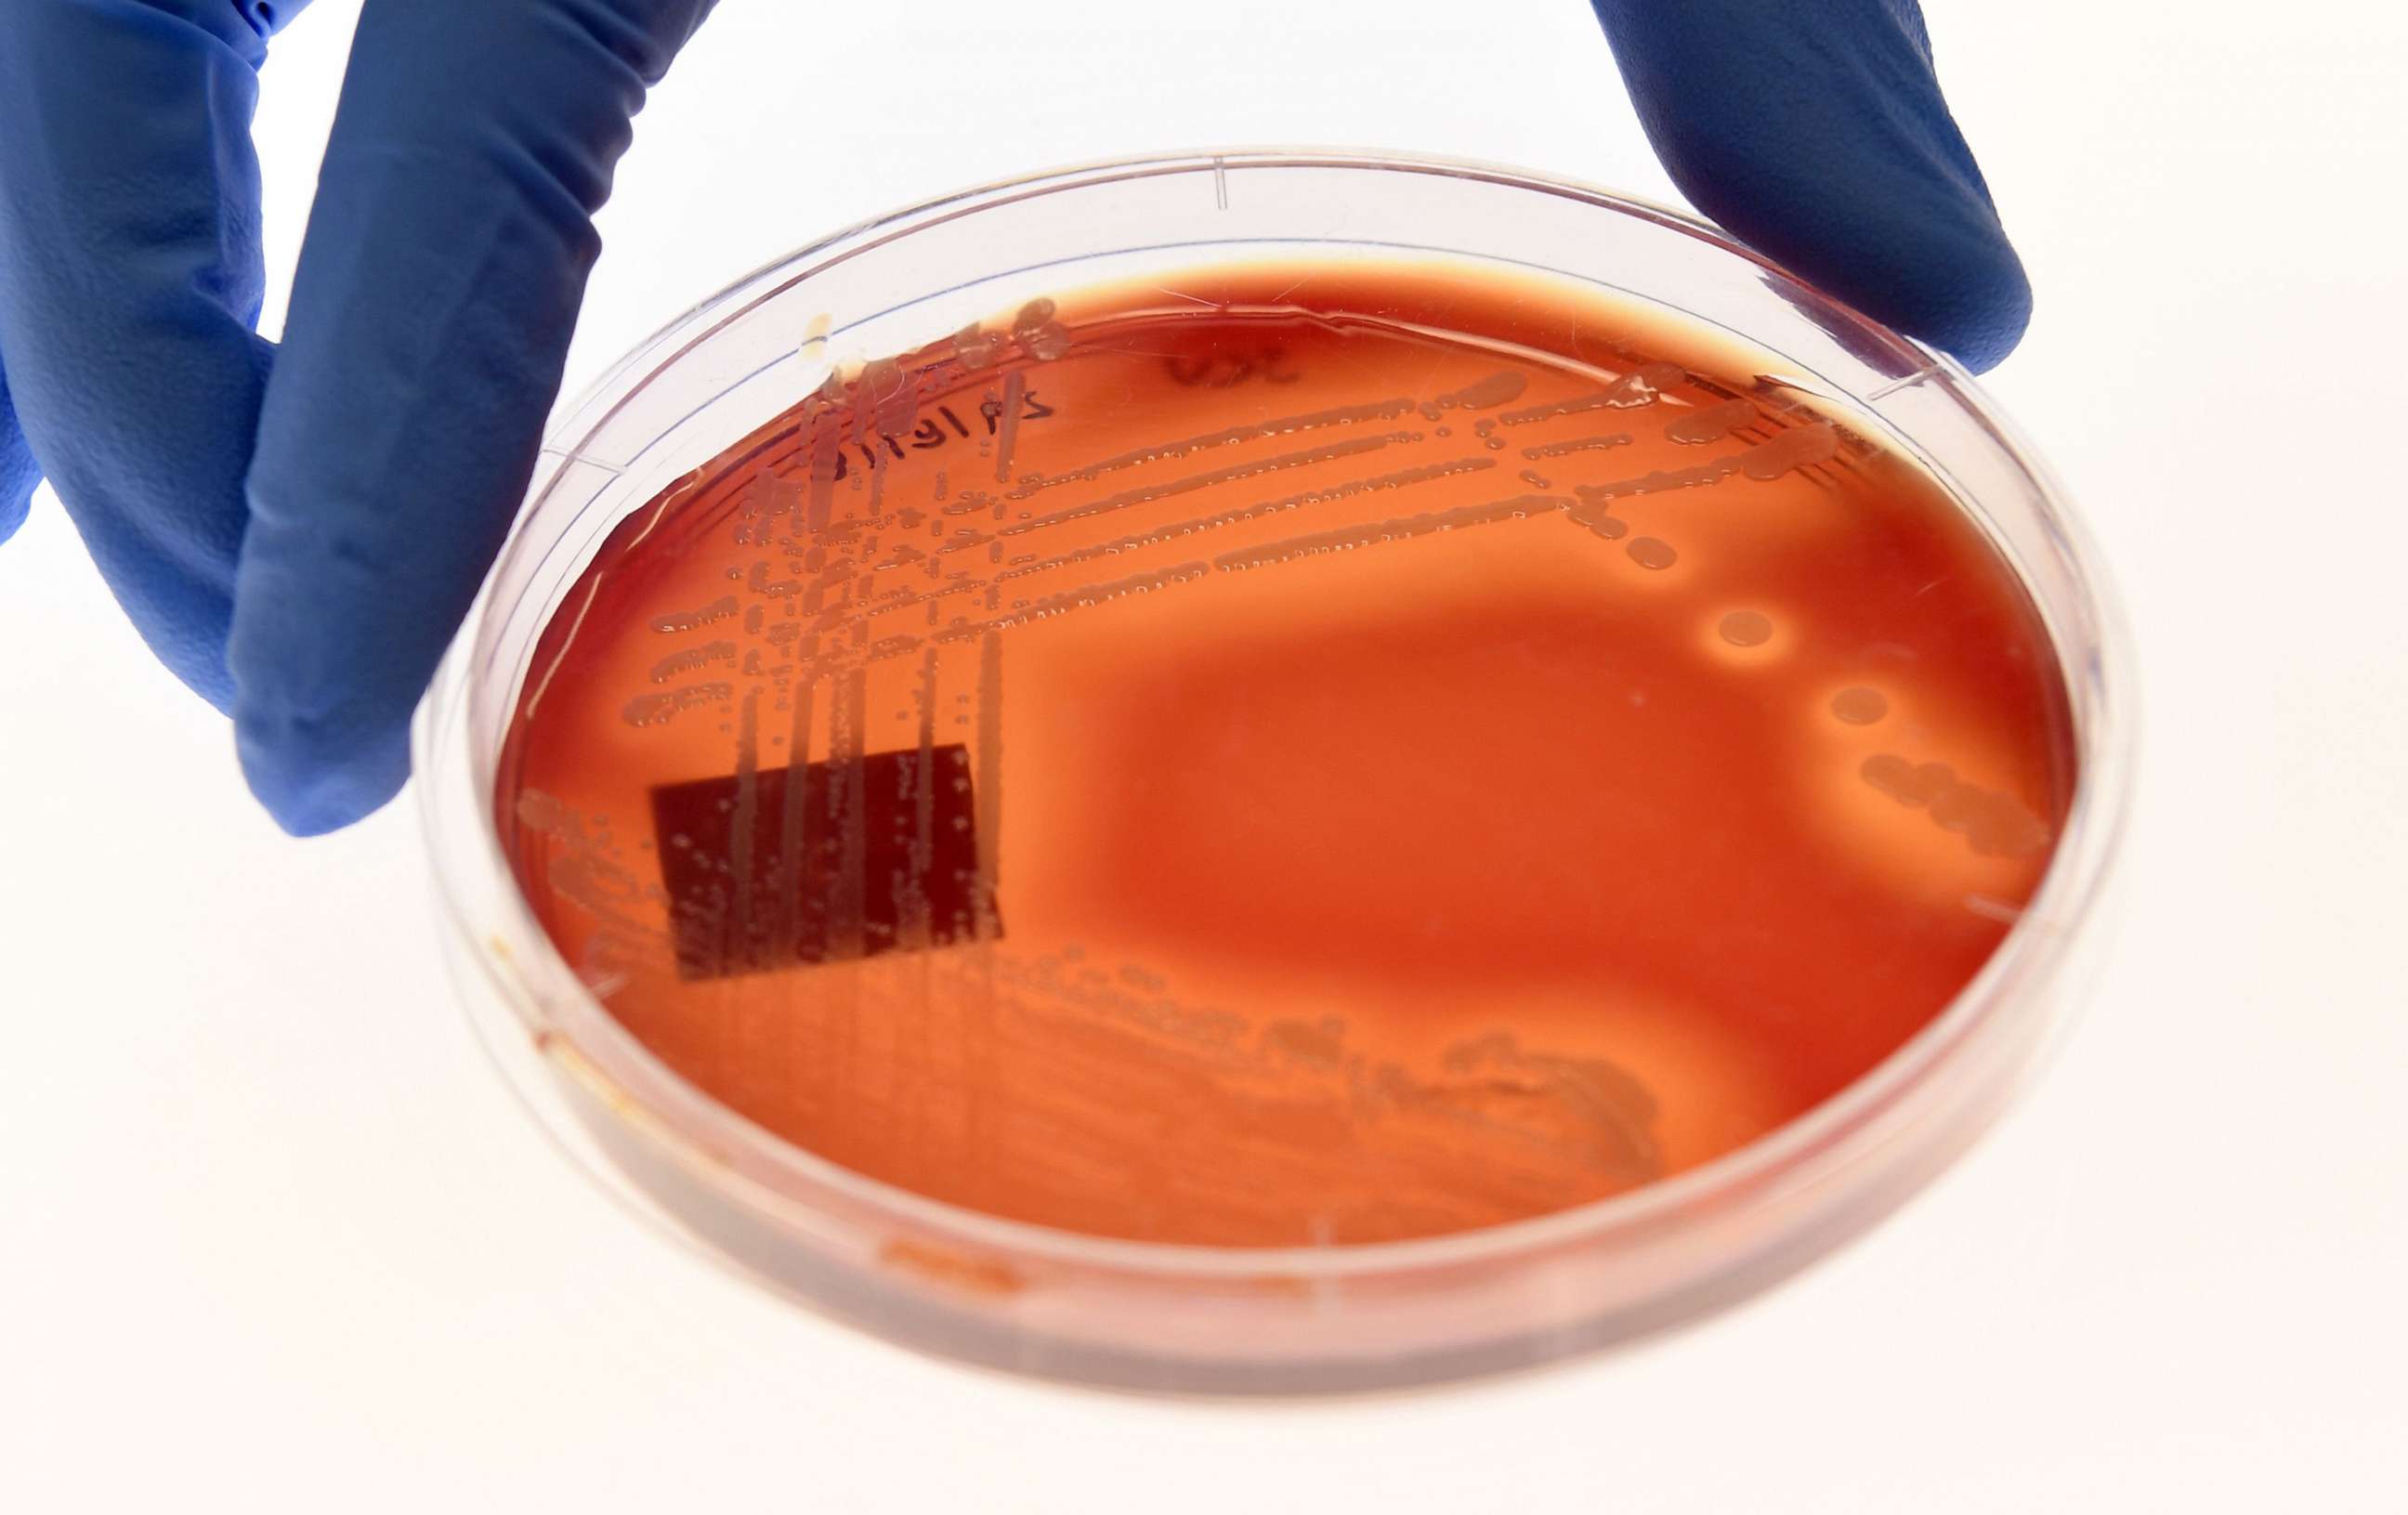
left=1007, top=397, right=1417, bottom=496
left=1210, top=494, right=1571, bottom=572
left=990, top=432, right=1414, bottom=544
left=995, top=457, right=1497, bottom=582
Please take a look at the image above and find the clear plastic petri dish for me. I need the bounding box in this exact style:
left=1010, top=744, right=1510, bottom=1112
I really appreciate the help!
left=415, top=150, right=2133, bottom=1394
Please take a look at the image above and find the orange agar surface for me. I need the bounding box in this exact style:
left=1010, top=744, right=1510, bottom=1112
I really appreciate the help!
left=498, top=262, right=2075, bottom=1247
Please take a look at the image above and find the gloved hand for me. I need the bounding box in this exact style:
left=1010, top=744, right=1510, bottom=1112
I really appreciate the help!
left=0, top=0, right=2029, bottom=837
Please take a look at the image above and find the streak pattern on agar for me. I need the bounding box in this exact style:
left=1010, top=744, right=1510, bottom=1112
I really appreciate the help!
left=497, top=265, right=2077, bottom=1247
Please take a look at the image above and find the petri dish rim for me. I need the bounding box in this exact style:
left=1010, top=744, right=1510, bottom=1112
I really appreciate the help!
left=416, top=150, right=2134, bottom=1296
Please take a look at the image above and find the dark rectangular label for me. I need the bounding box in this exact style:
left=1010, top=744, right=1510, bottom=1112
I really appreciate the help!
left=649, top=744, right=991, bottom=980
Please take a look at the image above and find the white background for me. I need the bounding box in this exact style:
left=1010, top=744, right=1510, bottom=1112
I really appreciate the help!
left=4, top=2, right=2404, bottom=1509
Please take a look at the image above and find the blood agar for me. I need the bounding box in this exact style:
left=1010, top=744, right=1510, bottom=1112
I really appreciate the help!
left=494, top=260, right=2075, bottom=1248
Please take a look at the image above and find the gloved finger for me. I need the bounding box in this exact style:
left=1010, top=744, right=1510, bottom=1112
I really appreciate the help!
left=1587, top=0, right=2032, bottom=372
left=232, top=0, right=719, bottom=835
left=1, top=366, right=35, bottom=545
left=0, top=1, right=297, bottom=707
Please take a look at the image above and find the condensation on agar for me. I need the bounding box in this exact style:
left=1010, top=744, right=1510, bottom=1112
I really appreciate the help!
left=495, top=261, right=2076, bottom=1248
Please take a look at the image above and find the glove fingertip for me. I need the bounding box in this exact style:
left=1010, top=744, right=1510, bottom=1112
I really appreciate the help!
left=1927, top=242, right=2032, bottom=376
left=234, top=697, right=411, bottom=836
left=1708, top=162, right=2032, bottom=375
left=2, top=400, right=35, bottom=545
left=0, top=474, right=31, bottom=547
left=1592, top=0, right=2033, bottom=372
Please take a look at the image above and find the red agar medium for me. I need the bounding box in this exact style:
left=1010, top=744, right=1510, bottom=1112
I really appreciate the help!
left=496, top=260, right=2075, bottom=1248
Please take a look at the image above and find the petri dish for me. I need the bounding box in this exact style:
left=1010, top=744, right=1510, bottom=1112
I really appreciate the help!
left=415, top=150, right=2133, bottom=1393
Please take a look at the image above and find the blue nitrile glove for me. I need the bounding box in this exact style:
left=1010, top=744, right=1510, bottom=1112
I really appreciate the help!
left=1589, top=1, right=2030, bottom=371
left=0, top=0, right=2029, bottom=837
